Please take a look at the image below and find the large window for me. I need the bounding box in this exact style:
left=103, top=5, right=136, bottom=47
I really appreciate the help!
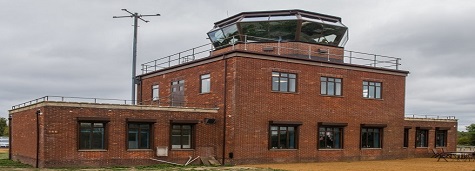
left=363, top=81, right=382, bottom=99
left=436, top=130, right=447, bottom=147
left=361, top=127, right=382, bottom=148
left=79, top=122, right=106, bottom=150
left=200, top=74, right=211, bottom=93
left=416, top=129, right=429, bottom=147
left=128, top=123, right=152, bottom=149
left=171, top=124, right=193, bottom=149
left=319, top=127, right=343, bottom=149
left=320, top=77, right=342, bottom=96
left=272, top=72, right=296, bottom=92
left=403, top=128, right=410, bottom=148
left=152, top=85, right=159, bottom=101
left=270, top=125, right=298, bottom=149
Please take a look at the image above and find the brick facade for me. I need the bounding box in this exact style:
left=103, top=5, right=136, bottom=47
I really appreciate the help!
left=9, top=45, right=457, bottom=168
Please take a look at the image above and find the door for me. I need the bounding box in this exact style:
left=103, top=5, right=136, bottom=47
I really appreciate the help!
left=171, top=80, right=185, bottom=106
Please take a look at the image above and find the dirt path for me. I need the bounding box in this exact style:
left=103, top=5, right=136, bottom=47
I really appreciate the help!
left=242, top=158, right=475, bottom=171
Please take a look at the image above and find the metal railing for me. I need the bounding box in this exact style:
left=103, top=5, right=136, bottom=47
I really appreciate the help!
left=11, top=95, right=217, bottom=110
left=405, top=114, right=456, bottom=120
left=141, top=34, right=402, bottom=74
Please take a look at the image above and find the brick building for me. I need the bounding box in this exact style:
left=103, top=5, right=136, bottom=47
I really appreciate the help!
left=9, top=9, right=457, bottom=168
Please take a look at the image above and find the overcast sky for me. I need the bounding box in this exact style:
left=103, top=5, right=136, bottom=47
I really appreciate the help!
left=1, top=0, right=474, bottom=131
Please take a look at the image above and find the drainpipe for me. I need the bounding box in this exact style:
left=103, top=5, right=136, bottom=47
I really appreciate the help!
left=8, top=115, right=12, bottom=160
left=36, top=109, right=41, bottom=168
left=221, top=55, right=228, bottom=165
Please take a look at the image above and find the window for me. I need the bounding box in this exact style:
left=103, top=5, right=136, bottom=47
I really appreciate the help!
left=272, top=72, right=296, bottom=92
left=403, top=128, right=410, bottom=148
left=416, top=129, right=428, bottom=147
left=200, top=74, right=211, bottom=93
left=270, top=125, right=298, bottom=149
left=361, top=127, right=382, bottom=148
left=319, top=127, right=343, bottom=149
left=435, top=130, right=447, bottom=147
left=171, top=124, right=193, bottom=149
left=128, top=123, right=152, bottom=149
left=152, top=85, right=159, bottom=101
left=321, top=77, right=342, bottom=96
left=363, top=81, right=382, bottom=99
left=79, top=122, right=106, bottom=150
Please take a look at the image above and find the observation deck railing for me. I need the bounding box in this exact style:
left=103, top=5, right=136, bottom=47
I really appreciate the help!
left=11, top=95, right=217, bottom=110
left=405, top=114, right=457, bottom=120
left=141, top=34, right=402, bottom=74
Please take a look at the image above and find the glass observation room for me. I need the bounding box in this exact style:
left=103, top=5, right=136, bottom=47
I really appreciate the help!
left=207, top=9, right=349, bottom=48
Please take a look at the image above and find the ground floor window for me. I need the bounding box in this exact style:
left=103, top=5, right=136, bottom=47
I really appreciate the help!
left=416, top=129, right=429, bottom=147
left=270, top=125, right=298, bottom=149
left=319, top=127, right=343, bottom=149
left=361, top=127, right=382, bottom=148
left=403, top=128, right=410, bottom=148
left=79, top=122, right=106, bottom=150
left=128, top=123, right=152, bottom=149
left=435, top=130, right=447, bottom=147
left=171, top=124, right=193, bottom=149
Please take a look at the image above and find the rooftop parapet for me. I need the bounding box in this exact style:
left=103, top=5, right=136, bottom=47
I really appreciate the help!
left=140, top=34, right=401, bottom=74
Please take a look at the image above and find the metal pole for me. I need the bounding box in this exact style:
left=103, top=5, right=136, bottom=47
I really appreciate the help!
left=131, top=13, right=138, bottom=105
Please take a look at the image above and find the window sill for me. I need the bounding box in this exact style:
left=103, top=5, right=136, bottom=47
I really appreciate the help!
left=127, top=149, right=153, bottom=152
left=199, top=92, right=211, bottom=95
left=320, top=95, right=344, bottom=98
left=271, top=91, right=298, bottom=94
left=269, top=148, right=298, bottom=151
left=171, top=149, right=194, bottom=151
left=318, top=148, right=344, bottom=151
left=361, top=148, right=382, bottom=150
left=78, top=149, right=107, bottom=152
left=416, top=147, right=429, bottom=149
left=362, top=98, right=384, bottom=101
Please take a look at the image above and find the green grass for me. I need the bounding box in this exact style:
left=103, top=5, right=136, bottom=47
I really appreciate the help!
left=0, top=150, right=31, bottom=168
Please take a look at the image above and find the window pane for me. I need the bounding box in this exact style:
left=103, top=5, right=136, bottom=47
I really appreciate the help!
left=363, top=86, right=368, bottom=97
left=289, top=78, right=296, bottom=92
left=280, top=78, right=288, bottom=91
left=289, top=74, right=296, bottom=79
left=321, top=81, right=327, bottom=95
left=369, top=86, right=375, bottom=98
left=271, top=131, right=278, bottom=148
left=335, top=82, right=341, bottom=96
left=375, top=87, right=381, bottom=99
left=272, top=77, right=279, bottom=91
left=92, top=128, right=104, bottom=149
left=128, top=131, right=138, bottom=149
left=279, top=130, right=287, bottom=148
left=328, top=82, right=334, bottom=95
left=288, top=128, right=295, bottom=149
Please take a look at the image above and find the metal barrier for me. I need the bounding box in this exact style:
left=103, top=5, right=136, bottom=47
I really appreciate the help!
left=405, top=114, right=456, bottom=120
left=141, top=34, right=402, bottom=74
left=11, top=95, right=217, bottom=110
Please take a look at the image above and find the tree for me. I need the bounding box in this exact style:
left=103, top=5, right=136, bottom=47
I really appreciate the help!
left=458, top=124, right=475, bottom=145
left=0, top=117, right=6, bottom=136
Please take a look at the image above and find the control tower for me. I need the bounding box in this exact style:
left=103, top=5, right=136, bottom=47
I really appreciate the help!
left=207, top=9, right=348, bottom=62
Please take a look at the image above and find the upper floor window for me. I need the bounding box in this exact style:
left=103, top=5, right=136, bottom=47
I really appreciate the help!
left=272, top=72, right=296, bottom=92
left=361, top=127, right=382, bottom=148
left=416, top=129, right=428, bottom=147
left=436, top=129, right=447, bottom=147
left=152, top=85, right=159, bottom=101
left=319, top=127, right=343, bottom=149
left=269, top=125, right=298, bottom=149
left=200, top=74, right=211, bottom=93
left=127, top=123, right=152, bottom=149
left=363, top=81, right=382, bottom=99
left=79, top=122, right=107, bottom=150
left=321, top=77, right=342, bottom=96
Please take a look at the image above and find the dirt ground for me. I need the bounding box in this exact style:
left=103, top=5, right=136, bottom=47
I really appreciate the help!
left=3, top=148, right=475, bottom=171
left=242, top=158, right=475, bottom=171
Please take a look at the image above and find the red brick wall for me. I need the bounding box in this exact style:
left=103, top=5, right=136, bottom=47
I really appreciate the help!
left=11, top=104, right=218, bottom=168
left=10, top=107, right=44, bottom=167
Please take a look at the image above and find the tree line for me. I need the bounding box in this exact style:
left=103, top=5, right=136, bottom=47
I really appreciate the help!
left=458, top=124, right=475, bottom=145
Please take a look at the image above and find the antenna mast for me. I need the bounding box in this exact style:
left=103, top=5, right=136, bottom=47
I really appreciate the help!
left=113, top=9, right=160, bottom=105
